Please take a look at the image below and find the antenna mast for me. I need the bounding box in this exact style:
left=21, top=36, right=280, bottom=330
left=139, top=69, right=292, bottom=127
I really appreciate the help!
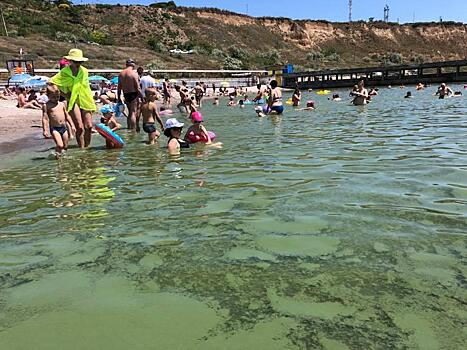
left=349, top=0, right=352, bottom=22
left=384, top=4, right=390, bottom=22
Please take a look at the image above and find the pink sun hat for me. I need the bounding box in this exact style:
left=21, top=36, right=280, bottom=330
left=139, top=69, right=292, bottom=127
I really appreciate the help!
left=191, top=111, right=203, bottom=122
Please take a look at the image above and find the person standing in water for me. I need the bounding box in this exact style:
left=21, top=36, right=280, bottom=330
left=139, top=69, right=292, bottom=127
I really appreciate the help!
left=435, top=83, right=453, bottom=99
left=163, top=78, right=172, bottom=106
left=292, top=88, right=301, bottom=107
left=118, top=59, right=141, bottom=130
left=351, top=80, right=369, bottom=106
left=268, top=80, right=284, bottom=114
left=50, top=49, right=96, bottom=148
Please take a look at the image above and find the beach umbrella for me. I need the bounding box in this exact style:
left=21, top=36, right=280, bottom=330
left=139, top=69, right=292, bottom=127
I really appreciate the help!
left=22, top=75, right=50, bottom=88
left=9, top=73, right=31, bottom=84
left=220, top=81, right=230, bottom=87
left=109, top=76, right=119, bottom=85
left=89, top=75, right=109, bottom=82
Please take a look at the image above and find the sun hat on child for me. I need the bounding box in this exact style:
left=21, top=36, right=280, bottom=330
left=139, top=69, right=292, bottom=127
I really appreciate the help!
left=191, top=111, right=203, bottom=122
left=64, top=48, right=88, bottom=62
left=100, top=105, right=113, bottom=114
left=165, top=118, right=184, bottom=129
left=164, top=118, right=184, bottom=137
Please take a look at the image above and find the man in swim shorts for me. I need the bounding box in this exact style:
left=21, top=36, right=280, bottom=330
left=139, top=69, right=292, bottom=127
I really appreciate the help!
left=436, top=83, right=453, bottom=99
left=118, top=59, right=141, bottom=130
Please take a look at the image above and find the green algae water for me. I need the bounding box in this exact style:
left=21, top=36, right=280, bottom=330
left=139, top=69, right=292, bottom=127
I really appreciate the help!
left=1, top=86, right=466, bottom=349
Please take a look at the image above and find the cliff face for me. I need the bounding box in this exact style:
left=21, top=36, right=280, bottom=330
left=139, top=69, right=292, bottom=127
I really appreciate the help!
left=0, top=1, right=465, bottom=69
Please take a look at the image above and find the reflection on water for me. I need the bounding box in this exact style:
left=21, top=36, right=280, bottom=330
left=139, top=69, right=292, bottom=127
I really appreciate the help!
left=0, top=86, right=466, bottom=349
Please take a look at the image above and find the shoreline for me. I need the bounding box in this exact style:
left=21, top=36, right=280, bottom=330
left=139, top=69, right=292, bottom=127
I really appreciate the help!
left=0, top=100, right=47, bottom=157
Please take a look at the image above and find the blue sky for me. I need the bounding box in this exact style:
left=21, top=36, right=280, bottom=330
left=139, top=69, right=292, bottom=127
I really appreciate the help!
left=72, top=0, right=467, bottom=23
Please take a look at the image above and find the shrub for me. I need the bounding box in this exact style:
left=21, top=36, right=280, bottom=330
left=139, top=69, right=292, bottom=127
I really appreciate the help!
left=147, top=59, right=167, bottom=70
left=307, top=50, right=324, bottom=62
left=326, top=52, right=340, bottom=62
left=212, top=49, right=226, bottom=58
left=148, top=37, right=166, bottom=52
left=223, top=56, right=243, bottom=70
left=149, top=1, right=177, bottom=9
left=260, top=49, right=281, bottom=65
left=228, top=46, right=248, bottom=60
left=88, top=30, right=114, bottom=45
left=384, top=52, right=403, bottom=65
left=411, top=55, right=424, bottom=64
left=55, top=31, right=77, bottom=43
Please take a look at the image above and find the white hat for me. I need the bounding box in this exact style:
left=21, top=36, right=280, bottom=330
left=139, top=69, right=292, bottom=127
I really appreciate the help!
left=165, top=118, right=184, bottom=129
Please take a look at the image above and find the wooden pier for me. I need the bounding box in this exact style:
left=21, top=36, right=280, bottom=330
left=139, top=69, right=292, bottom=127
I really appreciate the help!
left=283, top=60, right=467, bottom=89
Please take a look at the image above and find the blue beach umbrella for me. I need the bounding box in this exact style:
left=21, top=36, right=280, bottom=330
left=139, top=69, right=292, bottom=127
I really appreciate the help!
left=109, top=76, right=119, bottom=85
left=89, top=75, right=109, bottom=82
left=9, top=73, right=32, bottom=84
left=22, top=76, right=50, bottom=88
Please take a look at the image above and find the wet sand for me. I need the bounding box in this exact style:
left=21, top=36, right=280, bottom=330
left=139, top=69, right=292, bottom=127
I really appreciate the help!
left=0, top=100, right=47, bottom=156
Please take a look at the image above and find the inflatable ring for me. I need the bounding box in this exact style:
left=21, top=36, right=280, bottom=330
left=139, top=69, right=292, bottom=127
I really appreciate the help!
left=186, top=131, right=216, bottom=143
left=95, top=123, right=125, bottom=148
left=317, top=90, right=331, bottom=95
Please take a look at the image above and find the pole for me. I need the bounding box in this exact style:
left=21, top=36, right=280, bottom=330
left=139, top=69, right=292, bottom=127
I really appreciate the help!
left=1, top=7, right=8, bottom=37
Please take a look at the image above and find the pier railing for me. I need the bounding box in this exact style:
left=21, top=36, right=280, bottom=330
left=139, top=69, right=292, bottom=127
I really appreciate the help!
left=283, top=60, right=467, bottom=89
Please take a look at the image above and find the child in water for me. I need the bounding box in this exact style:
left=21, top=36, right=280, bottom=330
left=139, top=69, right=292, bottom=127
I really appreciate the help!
left=99, top=105, right=122, bottom=148
left=42, top=84, right=76, bottom=158
left=164, top=118, right=190, bottom=155
left=297, top=101, right=315, bottom=111
left=141, top=88, right=164, bottom=144
left=184, top=111, right=213, bottom=144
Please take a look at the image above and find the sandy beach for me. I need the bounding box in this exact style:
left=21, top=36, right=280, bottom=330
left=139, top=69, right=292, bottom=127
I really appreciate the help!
left=0, top=100, right=48, bottom=156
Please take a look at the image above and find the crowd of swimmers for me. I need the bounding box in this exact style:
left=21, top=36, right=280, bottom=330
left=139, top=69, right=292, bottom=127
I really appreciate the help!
left=1, top=48, right=465, bottom=159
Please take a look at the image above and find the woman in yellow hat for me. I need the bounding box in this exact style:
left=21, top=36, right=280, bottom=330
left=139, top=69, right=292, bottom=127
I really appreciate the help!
left=50, top=49, right=96, bottom=148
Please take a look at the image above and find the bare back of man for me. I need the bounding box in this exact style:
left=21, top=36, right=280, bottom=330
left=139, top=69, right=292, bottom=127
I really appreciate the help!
left=118, top=61, right=141, bottom=130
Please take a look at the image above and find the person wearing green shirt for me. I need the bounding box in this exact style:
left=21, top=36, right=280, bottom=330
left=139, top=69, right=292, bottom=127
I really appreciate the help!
left=50, top=49, right=96, bottom=148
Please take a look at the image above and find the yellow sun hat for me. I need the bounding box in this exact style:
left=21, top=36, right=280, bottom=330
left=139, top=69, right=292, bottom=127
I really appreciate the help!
left=64, top=48, right=88, bottom=62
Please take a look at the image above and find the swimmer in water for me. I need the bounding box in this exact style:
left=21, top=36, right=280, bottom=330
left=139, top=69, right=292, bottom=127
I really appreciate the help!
left=213, top=97, right=219, bottom=106
left=297, top=100, right=315, bottom=111
left=184, top=112, right=223, bottom=149
left=329, top=94, right=342, bottom=101
left=254, top=106, right=266, bottom=118
left=164, top=118, right=189, bottom=155
left=99, top=104, right=122, bottom=149
left=404, top=91, right=413, bottom=98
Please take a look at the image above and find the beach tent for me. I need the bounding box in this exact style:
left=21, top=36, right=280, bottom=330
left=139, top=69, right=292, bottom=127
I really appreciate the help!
left=89, top=75, right=109, bottom=83
left=22, top=76, right=50, bottom=88
left=109, top=76, right=119, bottom=85
left=9, top=73, right=32, bottom=84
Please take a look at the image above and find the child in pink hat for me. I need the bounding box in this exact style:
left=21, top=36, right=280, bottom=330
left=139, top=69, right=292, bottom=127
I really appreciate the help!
left=184, top=111, right=216, bottom=144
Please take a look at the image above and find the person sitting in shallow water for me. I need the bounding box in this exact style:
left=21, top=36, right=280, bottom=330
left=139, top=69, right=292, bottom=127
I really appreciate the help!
left=164, top=118, right=190, bottom=155
left=329, top=94, right=341, bottom=101
left=297, top=100, right=315, bottom=111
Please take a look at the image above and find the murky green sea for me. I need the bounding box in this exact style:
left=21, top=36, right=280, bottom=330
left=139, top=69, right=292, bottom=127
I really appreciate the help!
left=1, top=86, right=466, bottom=349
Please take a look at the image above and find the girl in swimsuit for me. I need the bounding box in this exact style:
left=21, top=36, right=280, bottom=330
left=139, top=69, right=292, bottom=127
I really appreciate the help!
left=184, top=112, right=212, bottom=144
